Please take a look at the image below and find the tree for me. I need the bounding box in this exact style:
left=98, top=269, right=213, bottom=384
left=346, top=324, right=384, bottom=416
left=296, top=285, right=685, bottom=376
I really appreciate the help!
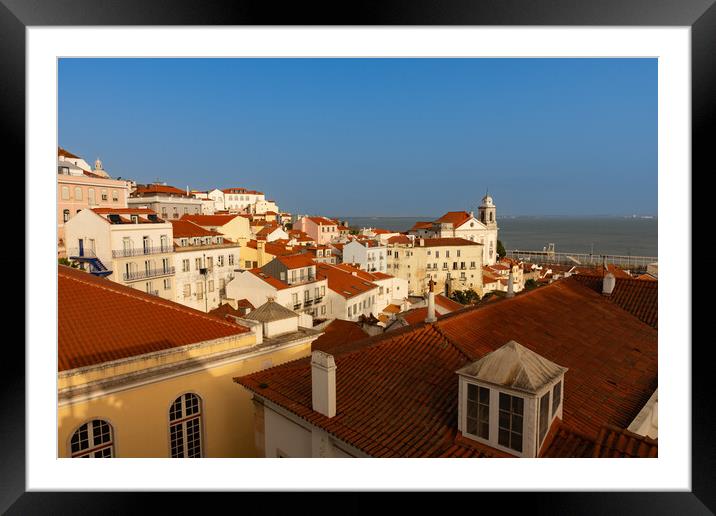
left=496, top=239, right=507, bottom=258
left=524, top=278, right=539, bottom=290
left=58, top=257, right=79, bottom=268
left=450, top=288, right=479, bottom=305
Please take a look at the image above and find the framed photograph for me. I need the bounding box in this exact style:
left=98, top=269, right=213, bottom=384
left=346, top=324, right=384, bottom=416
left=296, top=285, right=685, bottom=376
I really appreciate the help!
left=7, top=0, right=709, bottom=512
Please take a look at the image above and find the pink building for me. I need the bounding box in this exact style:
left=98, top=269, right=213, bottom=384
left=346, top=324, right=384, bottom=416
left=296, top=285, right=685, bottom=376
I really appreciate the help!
left=297, top=216, right=339, bottom=245
left=57, top=147, right=131, bottom=256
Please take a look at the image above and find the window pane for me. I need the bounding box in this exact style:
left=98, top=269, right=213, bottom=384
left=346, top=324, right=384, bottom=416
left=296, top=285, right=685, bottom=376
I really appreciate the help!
left=467, top=383, right=477, bottom=401
left=512, top=396, right=524, bottom=415
left=467, top=402, right=477, bottom=419
left=511, top=432, right=523, bottom=452
left=466, top=417, right=477, bottom=435
left=479, top=387, right=489, bottom=404
left=498, top=428, right=510, bottom=447
left=552, top=382, right=562, bottom=416
left=170, top=424, right=184, bottom=458
left=499, top=392, right=509, bottom=411
left=539, top=392, right=550, bottom=444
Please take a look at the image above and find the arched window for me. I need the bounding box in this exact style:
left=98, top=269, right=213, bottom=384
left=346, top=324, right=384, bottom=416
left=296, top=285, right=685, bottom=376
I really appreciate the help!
left=63, top=209, right=70, bottom=223
left=70, top=419, right=114, bottom=458
left=74, top=187, right=83, bottom=201
left=169, top=393, right=203, bottom=458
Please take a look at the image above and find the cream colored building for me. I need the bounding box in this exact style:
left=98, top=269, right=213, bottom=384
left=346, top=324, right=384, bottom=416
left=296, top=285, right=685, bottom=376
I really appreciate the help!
left=64, top=208, right=176, bottom=300
left=58, top=265, right=321, bottom=458
left=387, top=237, right=484, bottom=296
left=171, top=219, right=241, bottom=312
left=408, top=195, right=499, bottom=265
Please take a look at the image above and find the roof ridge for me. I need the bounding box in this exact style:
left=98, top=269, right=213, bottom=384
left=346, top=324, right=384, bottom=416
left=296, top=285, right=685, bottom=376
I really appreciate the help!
left=58, top=267, right=247, bottom=332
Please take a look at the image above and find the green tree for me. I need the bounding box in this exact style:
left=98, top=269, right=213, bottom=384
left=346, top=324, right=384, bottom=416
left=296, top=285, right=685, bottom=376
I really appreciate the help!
left=524, top=278, right=539, bottom=290
left=58, top=257, right=79, bottom=268
left=496, top=239, right=507, bottom=258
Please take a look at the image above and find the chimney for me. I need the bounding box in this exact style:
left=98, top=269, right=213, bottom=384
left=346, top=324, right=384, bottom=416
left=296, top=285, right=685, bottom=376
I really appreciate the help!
left=419, top=238, right=425, bottom=247
left=311, top=351, right=337, bottom=417
left=602, top=272, right=616, bottom=296
left=506, top=270, right=515, bottom=298
left=425, top=279, right=437, bottom=323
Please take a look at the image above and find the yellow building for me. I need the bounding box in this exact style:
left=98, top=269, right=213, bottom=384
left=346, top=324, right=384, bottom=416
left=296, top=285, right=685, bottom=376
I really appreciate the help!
left=181, top=213, right=252, bottom=246
left=386, top=237, right=484, bottom=297
left=58, top=264, right=321, bottom=458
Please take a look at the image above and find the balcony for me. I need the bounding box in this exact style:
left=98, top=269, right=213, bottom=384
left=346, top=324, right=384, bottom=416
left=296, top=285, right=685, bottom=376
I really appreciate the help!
left=123, top=266, right=175, bottom=282
left=113, top=246, right=172, bottom=258
left=314, top=296, right=323, bottom=304
left=293, top=303, right=302, bottom=310
left=304, top=299, right=314, bottom=307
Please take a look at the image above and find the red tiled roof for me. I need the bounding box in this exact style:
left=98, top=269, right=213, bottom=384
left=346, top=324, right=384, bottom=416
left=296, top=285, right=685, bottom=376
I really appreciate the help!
left=93, top=208, right=155, bottom=215
left=307, top=216, right=337, bottom=226
left=420, top=238, right=480, bottom=247
left=170, top=219, right=220, bottom=238
left=571, top=274, right=658, bottom=328
left=209, top=302, right=248, bottom=321
left=316, top=263, right=378, bottom=299
left=181, top=214, right=241, bottom=226
left=133, top=184, right=187, bottom=196
left=58, top=147, right=81, bottom=159
left=222, top=187, right=264, bottom=195
left=435, top=295, right=464, bottom=311
left=236, top=277, right=656, bottom=457
left=333, top=263, right=393, bottom=282
left=387, top=235, right=412, bottom=245
left=58, top=266, right=249, bottom=372
left=574, top=264, right=633, bottom=279
left=275, top=254, right=316, bottom=270
left=637, top=274, right=657, bottom=281
left=248, top=269, right=292, bottom=290
left=409, top=221, right=433, bottom=231
left=592, top=425, right=658, bottom=458
left=435, top=211, right=472, bottom=227
left=311, top=320, right=369, bottom=354
left=382, top=304, right=401, bottom=314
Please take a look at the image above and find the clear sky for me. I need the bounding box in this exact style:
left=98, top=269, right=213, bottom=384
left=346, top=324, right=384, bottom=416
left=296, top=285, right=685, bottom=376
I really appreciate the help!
left=58, top=58, right=657, bottom=217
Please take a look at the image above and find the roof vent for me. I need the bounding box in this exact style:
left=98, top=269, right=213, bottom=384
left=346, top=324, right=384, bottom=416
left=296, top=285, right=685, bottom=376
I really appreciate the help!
left=602, top=272, right=616, bottom=296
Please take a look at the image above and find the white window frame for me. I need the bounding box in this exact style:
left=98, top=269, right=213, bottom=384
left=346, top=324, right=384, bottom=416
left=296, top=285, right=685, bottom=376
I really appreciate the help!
left=168, top=393, right=203, bottom=458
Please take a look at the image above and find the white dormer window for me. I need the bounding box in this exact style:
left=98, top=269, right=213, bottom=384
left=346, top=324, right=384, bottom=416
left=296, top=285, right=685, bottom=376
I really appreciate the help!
left=456, top=340, right=567, bottom=458
left=181, top=238, right=188, bottom=247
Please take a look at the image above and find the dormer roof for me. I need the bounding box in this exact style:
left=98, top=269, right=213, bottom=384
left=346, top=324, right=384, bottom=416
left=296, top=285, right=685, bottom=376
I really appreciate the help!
left=456, top=340, right=567, bottom=394
left=244, top=300, right=297, bottom=323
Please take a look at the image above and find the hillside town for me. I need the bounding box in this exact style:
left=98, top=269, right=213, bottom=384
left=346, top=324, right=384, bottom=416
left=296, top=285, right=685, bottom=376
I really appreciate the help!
left=57, top=147, right=658, bottom=459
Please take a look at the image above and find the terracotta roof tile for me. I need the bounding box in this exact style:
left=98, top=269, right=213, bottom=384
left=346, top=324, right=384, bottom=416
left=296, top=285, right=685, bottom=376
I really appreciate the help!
left=592, top=425, right=658, bottom=458
left=435, top=211, right=472, bottom=227
left=571, top=274, right=658, bottom=328
left=316, top=264, right=379, bottom=299
left=236, top=278, right=656, bottom=457
left=311, top=320, right=369, bottom=354
left=58, top=266, right=249, bottom=372
left=170, top=219, right=221, bottom=238
left=180, top=214, right=242, bottom=226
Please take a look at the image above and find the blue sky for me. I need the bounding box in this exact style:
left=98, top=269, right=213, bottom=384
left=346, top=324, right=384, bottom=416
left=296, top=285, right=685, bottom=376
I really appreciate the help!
left=58, top=58, right=657, bottom=217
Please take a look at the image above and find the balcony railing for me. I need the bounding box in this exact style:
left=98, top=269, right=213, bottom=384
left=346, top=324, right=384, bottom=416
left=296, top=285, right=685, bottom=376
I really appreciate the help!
left=123, top=266, right=175, bottom=282
left=304, top=299, right=314, bottom=307
left=314, top=296, right=323, bottom=304
left=293, top=303, right=302, bottom=310
left=113, top=246, right=172, bottom=258
left=68, top=248, right=97, bottom=258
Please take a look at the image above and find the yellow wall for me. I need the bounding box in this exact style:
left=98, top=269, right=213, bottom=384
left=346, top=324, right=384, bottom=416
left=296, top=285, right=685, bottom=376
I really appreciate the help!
left=58, top=341, right=312, bottom=458
left=239, top=245, right=276, bottom=269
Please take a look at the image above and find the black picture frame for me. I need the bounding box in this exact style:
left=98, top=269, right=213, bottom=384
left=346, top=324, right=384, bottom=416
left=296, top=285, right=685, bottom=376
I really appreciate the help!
left=4, top=1, right=707, bottom=513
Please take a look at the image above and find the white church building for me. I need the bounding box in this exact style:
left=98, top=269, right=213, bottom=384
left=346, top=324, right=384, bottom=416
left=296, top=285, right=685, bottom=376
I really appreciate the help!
left=408, top=194, right=499, bottom=265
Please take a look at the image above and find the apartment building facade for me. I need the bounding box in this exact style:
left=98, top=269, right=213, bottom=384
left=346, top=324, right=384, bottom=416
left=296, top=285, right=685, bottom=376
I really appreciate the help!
left=57, top=148, right=131, bottom=255
left=128, top=183, right=203, bottom=220
left=387, top=237, right=484, bottom=296
left=171, top=219, right=241, bottom=312
left=64, top=208, right=176, bottom=301
left=226, top=255, right=329, bottom=319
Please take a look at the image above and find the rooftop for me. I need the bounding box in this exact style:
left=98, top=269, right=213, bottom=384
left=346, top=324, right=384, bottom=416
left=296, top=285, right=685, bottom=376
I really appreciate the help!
left=244, top=300, right=298, bottom=323
left=316, top=263, right=379, bottom=299
left=58, top=266, right=249, bottom=372
left=181, top=214, right=242, bottom=226
left=571, top=273, right=658, bottom=328
left=170, top=219, right=221, bottom=239
left=236, top=277, right=657, bottom=457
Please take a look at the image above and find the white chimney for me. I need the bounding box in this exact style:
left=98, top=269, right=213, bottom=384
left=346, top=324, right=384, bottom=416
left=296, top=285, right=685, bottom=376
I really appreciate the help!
left=602, top=272, right=616, bottom=296
left=425, top=279, right=437, bottom=323
left=506, top=270, right=514, bottom=298
left=311, top=351, right=337, bottom=418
